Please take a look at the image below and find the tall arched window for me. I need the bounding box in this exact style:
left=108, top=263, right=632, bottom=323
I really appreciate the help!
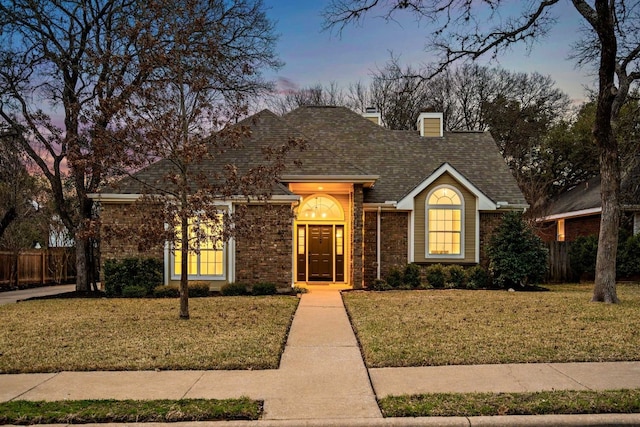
left=426, top=186, right=463, bottom=256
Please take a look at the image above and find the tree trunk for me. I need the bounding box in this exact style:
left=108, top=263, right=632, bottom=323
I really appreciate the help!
left=591, top=0, right=620, bottom=303
left=75, top=236, right=89, bottom=292
left=592, top=147, right=620, bottom=303
left=179, top=214, right=190, bottom=319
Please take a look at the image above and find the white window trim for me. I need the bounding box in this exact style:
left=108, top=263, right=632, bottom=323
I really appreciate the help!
left=425, top=185, right=465, bottom=259
left=164, top=205, right=231, bottom=282
left=170, top=243, right=226, bottom=281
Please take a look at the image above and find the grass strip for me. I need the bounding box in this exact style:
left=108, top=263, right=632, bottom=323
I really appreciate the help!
left=379, top=390, right=640, bottom=417
left=0, top=398, right=261, bottom=424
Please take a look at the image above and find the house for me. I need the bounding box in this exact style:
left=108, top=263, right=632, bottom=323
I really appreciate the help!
left=92, top=106, right=526, bottom=290
left=538, top=175, right=640, bottom=243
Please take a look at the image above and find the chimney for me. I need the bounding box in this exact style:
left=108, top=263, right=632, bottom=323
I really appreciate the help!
left=416, top=112, right=443, bottom=137
left=363, top=107, right=382, bottom=126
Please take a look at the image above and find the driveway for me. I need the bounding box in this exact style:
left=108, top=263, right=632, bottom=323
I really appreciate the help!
left=0, top=284, right=76, bottom=305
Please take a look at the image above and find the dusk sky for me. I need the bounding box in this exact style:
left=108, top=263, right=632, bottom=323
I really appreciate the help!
left=263, top=1, right=595, bottom=104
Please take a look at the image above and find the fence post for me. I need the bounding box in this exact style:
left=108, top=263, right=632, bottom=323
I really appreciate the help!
left=41, top=250, right=45, bottom=285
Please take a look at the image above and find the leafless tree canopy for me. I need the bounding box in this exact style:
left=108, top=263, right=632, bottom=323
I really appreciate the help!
left=324, top=0, right=640, bottom=303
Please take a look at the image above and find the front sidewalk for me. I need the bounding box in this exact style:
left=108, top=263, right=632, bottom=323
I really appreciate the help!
left=2, top=287, right=640, bottom=425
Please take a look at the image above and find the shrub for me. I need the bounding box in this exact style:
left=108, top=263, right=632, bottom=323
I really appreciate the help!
left=424, top=264, right=447, bottom=289
left=221, top=282, right=248, bottom=296
left=251, top=282, right=277, bottom=296
left=153, top=285, right=179, bottom=298
left=122, top=285, right=148, bottom=298
left=466, top=265, right=489, bottom=290
left=617, top=233, right=640, bottom=278
left=446, top=265, right=467, bottom=289
left=103, top=257, right=163, bottom=297
left=385, top=267, right=404, bottom=289
left=369, top=279, right=391, bottom=291
left=487, top=212, right=548, bottom=288
left=403, top=264, right=422, bottom=289
left=293, top=286, right=308, bottom=294
left=568, top=234, right=598, bottom=280
left=153, top=282, right=210, bottom=298
left=189, top=281, right=211, bottom=297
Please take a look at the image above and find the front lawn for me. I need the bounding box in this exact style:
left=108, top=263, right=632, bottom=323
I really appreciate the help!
left=343, top=283, right=640, bottom=367
left=0, top=296, right=298, bottom=373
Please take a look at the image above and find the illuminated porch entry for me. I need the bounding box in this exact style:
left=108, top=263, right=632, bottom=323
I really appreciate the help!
left=296, top=194, right=346, bottom=282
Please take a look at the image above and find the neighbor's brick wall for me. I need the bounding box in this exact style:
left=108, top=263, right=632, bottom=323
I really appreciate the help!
left=565, top=216, right=600, bottom=242
left=99, top=202, right=164, bottom=276
left=234, top=204, right=292, bottom=288
left=363, top=211, right=409, bottom=287
left=479, top=212, right=506, bottom=268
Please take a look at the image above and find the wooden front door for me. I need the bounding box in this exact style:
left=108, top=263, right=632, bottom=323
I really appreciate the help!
left=308, top=225, right=333, bottom=281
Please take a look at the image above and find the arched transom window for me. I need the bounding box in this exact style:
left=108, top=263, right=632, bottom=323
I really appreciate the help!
left=427, top=186, right=463, bottom=256
left=297, top=195, right=344, bottom=221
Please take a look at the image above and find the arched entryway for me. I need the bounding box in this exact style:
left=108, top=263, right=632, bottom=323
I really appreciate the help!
left=295, top=194, right=346, bottom=283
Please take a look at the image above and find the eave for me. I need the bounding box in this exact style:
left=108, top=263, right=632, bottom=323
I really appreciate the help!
left=280, top=175, right=379, bottom=188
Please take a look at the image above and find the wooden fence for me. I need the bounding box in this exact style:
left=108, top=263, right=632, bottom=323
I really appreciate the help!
left=546, top=241, right=573, bottom=283
left=0, top=248, right=76, bottom=288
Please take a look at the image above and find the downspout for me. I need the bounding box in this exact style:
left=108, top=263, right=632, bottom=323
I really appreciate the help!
left=377, top=206, right=381, bottom=280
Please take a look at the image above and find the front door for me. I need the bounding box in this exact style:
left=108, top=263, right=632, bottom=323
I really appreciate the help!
left=308, top=225, right=333, bottom=281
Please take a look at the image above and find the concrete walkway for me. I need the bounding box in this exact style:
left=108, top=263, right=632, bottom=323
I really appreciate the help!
left=1, top=287, right=640, bottom=426
left=0, top=284, right=75, bottom=305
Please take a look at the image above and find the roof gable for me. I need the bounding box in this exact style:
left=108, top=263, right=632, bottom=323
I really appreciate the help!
left=283, top=106, right=526, bottom=206
left=395, top=163, right=497, bottom=210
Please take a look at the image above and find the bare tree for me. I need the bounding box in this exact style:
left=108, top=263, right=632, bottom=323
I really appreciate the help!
left=106, top=0, right=295, bottom=319
left=268, top=81, right=349, bottom=115
left=325, top=0, right=640, bottom=303
left=0, top=0, right=159, bottom=291
left=0, top=132, right=47, bottom=244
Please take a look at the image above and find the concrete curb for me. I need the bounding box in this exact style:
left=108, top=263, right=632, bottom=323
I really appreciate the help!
left=3, top=413, right=639, bottom=426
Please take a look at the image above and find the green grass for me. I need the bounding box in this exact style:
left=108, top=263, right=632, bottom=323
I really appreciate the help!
left=0, top=398, right=260, bottom=424
left=379, top=390, right=640, bottom=417
left=343, top=283, right=640, bottom=367
left=0, top=296, right=298, bottom=373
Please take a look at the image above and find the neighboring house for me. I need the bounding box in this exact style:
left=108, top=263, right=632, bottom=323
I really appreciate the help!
left=92, top=106, right=526, bottom=289
left=538, top=175, right=640, bottom=243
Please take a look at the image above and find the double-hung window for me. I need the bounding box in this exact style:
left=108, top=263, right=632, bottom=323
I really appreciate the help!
left=426, top=186, right=463, bottom=256
left=173, top=214, right=225, bottom=279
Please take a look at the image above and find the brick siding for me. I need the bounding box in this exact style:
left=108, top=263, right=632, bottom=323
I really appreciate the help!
left=351, top=185, right=364, bottom=289
left=565, top=216, right=601, bottom=242
left=479, top=212, right=506, bottom=268
left=234, top=204, right=292, bottom=288
left=99, top=203, right=164, bottom=272
left=363, top=211, right=409, bottom=287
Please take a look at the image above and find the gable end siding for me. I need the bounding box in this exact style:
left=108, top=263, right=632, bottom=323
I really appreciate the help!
left=414, top=173, right=476, bottom=263
left=421, top=118, right=441, bottom=137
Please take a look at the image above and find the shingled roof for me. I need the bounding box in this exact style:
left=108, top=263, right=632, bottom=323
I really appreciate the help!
left=109, top=106, right=525, bottom=207
left=282, top=106, right=525, bottom=205
left=110, top=109, right=369, bottom=195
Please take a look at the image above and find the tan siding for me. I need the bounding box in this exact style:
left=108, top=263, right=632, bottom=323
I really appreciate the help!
left=422, top=118, right=441, bottom=137
left=365, top=116, right=380, bottom=125
left=414, top=173, right=476, bottom=263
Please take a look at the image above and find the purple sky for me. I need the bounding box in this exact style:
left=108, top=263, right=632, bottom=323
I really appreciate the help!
left=264, top=1, right=594, bottom=104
